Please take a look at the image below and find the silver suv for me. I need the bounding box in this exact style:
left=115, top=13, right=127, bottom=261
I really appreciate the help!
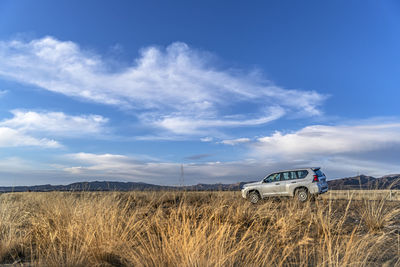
left=241, top=167, right=328, bottom=203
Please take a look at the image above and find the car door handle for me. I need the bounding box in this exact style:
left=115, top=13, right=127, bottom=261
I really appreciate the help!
left=275, top=183, right=280, bottom=185
left=291, top=182, right=296, bottom=184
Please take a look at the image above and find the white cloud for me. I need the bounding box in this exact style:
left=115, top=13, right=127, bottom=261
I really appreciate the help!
left=151, top=106, right=285, bottom=135
left=1, top=152, right=265, bottom=185
left=317, top=156, right=400, bottom=179
left=200, top=137, right=213, bottom=142
left=253, top=123, right=400, bottom=158
left=1, top=148, right=399, bottom=185
left=221, top=137, right=251, bottom=145
left=0, top=110, right=108, bottom=149
left=0, top=110, right=108, bottom=137
left=59, top=152, right=274, bottom=184
left=0, top=36, right=327, bottom=136
left=58, top=153, right=310, bottom=184
left=0, top=127, right=60, bottom=148
left=62, top=152, right=398, bottom=185
left=62, top=152, right=180, bottom=182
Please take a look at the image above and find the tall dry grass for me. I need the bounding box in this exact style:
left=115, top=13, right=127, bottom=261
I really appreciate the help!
left=0, top=191, right=399, bottom=266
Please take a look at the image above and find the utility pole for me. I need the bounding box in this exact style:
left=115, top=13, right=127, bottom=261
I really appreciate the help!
left=180, top=164, right=185, bottom=187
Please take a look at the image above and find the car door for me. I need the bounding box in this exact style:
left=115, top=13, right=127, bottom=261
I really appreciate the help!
left=285, top=171, right=300, bottom=196
left=260, top=173, right=282, bottom=197
left=279, top=171, right=293, bottom=196
left=260, top=173, right=278, bottom=197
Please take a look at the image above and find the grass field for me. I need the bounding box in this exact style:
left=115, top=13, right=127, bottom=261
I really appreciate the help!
left=0, top=191, right=399, bottom=266
left=323, top=190, right=400, bottom=201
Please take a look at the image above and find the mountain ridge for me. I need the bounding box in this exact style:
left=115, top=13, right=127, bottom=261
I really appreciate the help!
left=1, top=174, right=399, bottom=193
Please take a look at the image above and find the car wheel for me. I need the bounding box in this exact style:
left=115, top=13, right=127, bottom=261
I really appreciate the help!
left=296, top=188, right=309, bottom=202
left=248, top=191, right=260, bottom=204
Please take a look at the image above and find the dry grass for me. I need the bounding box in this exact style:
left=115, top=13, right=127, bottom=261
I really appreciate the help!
left=322, top=190, right=400, bottom=201
left=0, top=191, right=399, bottom=266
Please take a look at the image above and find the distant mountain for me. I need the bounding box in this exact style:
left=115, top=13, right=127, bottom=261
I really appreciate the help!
left=0, top=175, right=399, bottom=193
left=0, top=180, right=250, bottom=193
left=0, top=181, right=174, bottom=193
left=182, top=182, right=252, bottom=191
left=327, top=174, right=400, bottom=190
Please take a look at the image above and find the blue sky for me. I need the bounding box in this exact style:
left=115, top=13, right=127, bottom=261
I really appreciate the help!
left=0, top=0, right=399, bottom=186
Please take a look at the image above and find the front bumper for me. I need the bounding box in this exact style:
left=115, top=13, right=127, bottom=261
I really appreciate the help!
left=241, top=189, right=247, bottom=199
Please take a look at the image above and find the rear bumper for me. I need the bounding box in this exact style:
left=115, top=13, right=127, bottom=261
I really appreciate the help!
left=309, top=183, right=329, bottom=195
left=319, top=186, right=328, bottom=194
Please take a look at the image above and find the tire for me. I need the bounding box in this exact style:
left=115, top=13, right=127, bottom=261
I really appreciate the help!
left=295, top=188, right=309, bottom=202
left=248, top=191, right=261, bottom=204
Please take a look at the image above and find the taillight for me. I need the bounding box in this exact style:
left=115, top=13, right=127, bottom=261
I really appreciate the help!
left=313, top=175, right=319, bottom=182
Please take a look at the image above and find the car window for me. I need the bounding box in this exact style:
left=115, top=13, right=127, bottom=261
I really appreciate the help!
left=281, top=172, right=291, bottom=180
left=296, top=170, right=308, bottom=179
left=289, top=171, right=298, bottom=180
left=314, top=169, right=325, bottom=177
left=263, top=174, right=274, bottom=183
left=264, top=173, right=280, bottom=183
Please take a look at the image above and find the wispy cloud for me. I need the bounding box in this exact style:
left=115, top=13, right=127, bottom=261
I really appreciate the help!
left=0, top=110, right=109, bottom=149
left=0, top=127, right=60, bottom=148
left=59, top=152, right=400, bottom=184
left=0, top=90, right=7, bottom=97
left=62, top=152, right=179, bottom=183
left=1, top=152, right=259, bottom=185
left=0, top=110, right=109, bottom=138
left=0, top=36, right=327, bottom=137
left=59, top=152, right=272, bottom=184
left=150, top=109, right=285, bottom=135
left=150, top=106, right=285, bottom=135
left=1, top=146, right=399, bottom=186
left=220, top=137, right=251, bottom=145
